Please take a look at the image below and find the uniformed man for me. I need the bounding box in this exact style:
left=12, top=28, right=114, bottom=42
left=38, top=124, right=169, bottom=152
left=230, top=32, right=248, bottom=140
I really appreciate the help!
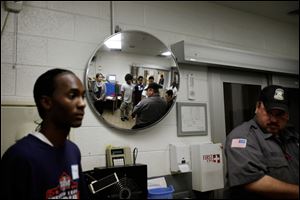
left=131, top=82, right=167, bottom=129
left=225, top=85, right=299, bottom=199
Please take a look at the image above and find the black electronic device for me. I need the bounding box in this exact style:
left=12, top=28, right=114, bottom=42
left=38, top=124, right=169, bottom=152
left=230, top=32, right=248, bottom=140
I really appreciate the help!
left=84, top=164, right=147, bottom=199
left=88, top=173, right=119, bottom=194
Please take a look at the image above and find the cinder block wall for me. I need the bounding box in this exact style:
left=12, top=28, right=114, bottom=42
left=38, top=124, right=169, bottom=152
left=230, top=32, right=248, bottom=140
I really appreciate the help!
left=1, top=1, right=298, bottom=177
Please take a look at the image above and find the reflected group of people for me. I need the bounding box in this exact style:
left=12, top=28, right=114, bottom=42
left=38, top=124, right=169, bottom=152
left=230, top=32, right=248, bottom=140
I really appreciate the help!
left=89, top=72, right=177, bottom=129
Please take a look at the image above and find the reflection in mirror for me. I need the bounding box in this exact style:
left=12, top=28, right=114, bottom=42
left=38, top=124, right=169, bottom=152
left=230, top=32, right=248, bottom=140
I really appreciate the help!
left=85, top=30, right=179, bottom=131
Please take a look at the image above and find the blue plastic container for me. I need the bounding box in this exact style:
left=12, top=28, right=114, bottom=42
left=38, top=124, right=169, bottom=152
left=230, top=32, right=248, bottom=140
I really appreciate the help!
left=148, top=185, right=174, bottom=199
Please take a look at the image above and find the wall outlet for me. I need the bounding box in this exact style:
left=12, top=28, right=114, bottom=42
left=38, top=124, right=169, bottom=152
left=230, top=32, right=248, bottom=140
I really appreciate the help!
left=5, top=1, right=23, bottom=13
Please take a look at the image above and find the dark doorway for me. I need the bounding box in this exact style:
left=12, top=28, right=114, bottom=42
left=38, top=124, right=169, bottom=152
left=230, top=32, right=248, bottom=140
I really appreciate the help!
left=223, top=83, right=261, bottom=135
left=287, top=87, right=299, bottom=132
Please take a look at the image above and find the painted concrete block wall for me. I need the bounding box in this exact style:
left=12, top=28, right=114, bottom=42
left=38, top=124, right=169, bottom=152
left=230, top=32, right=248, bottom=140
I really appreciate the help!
left=1, top=1, right=298, bottom=177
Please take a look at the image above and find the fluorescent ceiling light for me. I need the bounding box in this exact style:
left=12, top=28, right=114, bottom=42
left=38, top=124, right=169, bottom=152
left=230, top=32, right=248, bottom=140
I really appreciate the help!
left=161, top=51, right=171, bottom=56
left=104, top=34, right=121, bottom=49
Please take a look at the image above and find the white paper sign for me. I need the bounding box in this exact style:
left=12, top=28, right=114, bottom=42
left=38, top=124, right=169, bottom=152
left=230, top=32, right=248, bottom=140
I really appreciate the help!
left=181, top=106, right=206, bottom=132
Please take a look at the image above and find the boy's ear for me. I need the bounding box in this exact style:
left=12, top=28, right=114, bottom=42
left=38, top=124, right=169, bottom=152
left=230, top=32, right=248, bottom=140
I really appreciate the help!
left=40, top=96, right=52, bottom=111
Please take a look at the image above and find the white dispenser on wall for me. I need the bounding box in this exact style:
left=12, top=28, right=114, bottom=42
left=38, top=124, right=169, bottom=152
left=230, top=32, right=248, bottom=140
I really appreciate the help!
left=169, top=144, right=191, bottom=173
left=188, top=73, right=196, bottom=100
left=190, top=143, right=224, bottom=192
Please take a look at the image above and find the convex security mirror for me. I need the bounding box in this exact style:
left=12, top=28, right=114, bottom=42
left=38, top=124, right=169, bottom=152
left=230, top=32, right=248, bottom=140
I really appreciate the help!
left=85, top=30, right=180, bottom=131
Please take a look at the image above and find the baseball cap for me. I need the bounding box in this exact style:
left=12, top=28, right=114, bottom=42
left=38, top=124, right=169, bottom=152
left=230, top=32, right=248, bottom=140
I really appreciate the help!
left=145, top=82, right=162, bottom=91
left=259, top=85, right=289, bottom=113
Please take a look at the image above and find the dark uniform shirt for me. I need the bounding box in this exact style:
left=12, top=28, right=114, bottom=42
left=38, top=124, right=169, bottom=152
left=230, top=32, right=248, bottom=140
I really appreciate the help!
left=131, top=94, right=167, bottom=129
left=224, top=118, right=299, bottom=199
left=1, top=134, right=88, bottom=199
left=133, top=83, right=145, bottom=106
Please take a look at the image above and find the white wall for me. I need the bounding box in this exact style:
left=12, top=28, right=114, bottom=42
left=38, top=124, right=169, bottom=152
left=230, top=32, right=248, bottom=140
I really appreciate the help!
left=1, top=1, right=298, bottom=177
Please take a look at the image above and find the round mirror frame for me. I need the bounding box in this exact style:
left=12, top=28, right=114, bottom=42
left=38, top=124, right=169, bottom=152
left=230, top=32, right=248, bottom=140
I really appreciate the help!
left=85, top=30, right=180, bottom=132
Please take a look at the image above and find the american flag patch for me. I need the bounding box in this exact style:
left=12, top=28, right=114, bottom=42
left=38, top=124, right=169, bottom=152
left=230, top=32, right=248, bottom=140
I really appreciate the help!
left=231, top=138, right=247, bottom=148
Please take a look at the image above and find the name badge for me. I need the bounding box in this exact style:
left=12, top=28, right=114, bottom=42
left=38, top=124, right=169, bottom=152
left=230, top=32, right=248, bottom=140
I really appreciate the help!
left=71, top=165, right=79, bottom=180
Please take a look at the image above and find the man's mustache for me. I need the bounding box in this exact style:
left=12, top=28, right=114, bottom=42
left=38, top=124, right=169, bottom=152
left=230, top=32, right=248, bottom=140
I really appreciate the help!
left=267, top=123, right=279, bottom=128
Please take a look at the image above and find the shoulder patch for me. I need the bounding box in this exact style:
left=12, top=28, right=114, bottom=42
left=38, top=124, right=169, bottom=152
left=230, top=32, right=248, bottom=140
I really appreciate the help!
left=231, top=138, right=247, bottom=148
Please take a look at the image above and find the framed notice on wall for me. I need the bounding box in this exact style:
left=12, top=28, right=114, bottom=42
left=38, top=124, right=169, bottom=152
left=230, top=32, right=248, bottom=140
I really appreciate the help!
left=176, top=102, right=208, bottom=136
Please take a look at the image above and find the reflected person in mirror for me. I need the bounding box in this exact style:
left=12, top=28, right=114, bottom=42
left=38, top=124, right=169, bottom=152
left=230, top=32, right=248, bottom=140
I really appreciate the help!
left=159, top=74, right=164, bottom=87
left=168, top=80, right=178, bottom=97
left=131, top=82, right=167, bottom=129
left=1, top=68, right=88, bottom=199
left=133, top=75, right=145, bottom=107
left=120, top=73, right=134, bottom=121
left=93, top=73, right=106, bottom=115
left=224, top=85, right=299, bottom=199
left=165, top=89, right=174, bottom=111
left=142, top=76, right=155, bottom=99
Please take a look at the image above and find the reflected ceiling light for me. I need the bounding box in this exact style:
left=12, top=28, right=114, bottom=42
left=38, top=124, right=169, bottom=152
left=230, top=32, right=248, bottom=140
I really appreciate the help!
left=189, top=58, right=196, bottom=61
left=104, top=34, right=121, bottom=49
left=161, top=51, right=171, bottom=56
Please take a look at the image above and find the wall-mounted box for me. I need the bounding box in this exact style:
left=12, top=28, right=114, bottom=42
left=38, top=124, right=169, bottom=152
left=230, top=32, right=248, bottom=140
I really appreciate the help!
left=171, top=41, right=299, bottom=75
left=5, top=1, right=23, bottom=13
left=169, top=144, right=191, bottom=173
left=190, top=143, right=224, bottom=192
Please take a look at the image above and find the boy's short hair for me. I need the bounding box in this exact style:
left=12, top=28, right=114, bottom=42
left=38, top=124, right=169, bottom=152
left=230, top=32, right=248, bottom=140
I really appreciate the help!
left=166, top=89, right=173, bottom=97
left=33, top=68, right=74, bottom=119
left=125, top=73, right=133, bottom=81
